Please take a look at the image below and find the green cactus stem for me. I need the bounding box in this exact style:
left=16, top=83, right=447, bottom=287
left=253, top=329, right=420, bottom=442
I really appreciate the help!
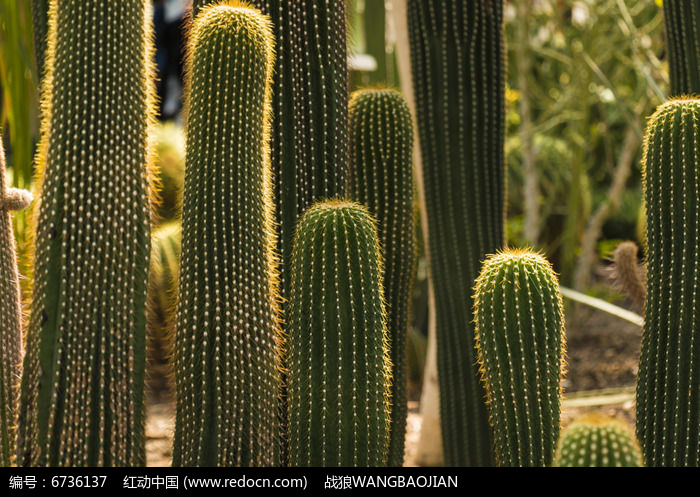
left=474, top=250, right=565, bottom=467
left=0, top=136, right=32, bottom=467
left=663, top=0, right=700, bottom=96
left=147, top=221, right=181, bottom=400
left=555, top=415, right=643, bottom=467
left=637, top=97, right=700, bottom=467
left=286, top=200, right=391, bottom=467
left=17, top=0, right=155, bottom=467
left=346, top=88, right=416, bottom=467
left=195, top=0, right=349, bottom=299
left=32, top=0, right=50, bottom=79
left=172, top=3, right=282, bottom=467
left=407, top=0, right=506, bottom=466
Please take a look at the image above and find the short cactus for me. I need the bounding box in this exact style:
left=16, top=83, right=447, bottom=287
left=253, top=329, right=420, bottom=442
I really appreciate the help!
left=346, top=88, right=416, bottom=466
left=0, top=136, right=31, bottom=467
left=18, top=0, right=155, bottom=467
left=172, top=3, right=282, bottom=467
left=286, top=201, right=391, bottom=467
left=474, top=250, right=565, bottom=467
left=555, top=415, right=643, bottom=467
left=663, top=0, right=700, bottom=96
left=637, top=97, right=700, bottom=467
left=407, top=0, right=506, bottom=466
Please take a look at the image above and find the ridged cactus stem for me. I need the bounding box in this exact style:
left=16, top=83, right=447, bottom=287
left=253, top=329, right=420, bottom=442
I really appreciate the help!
left=474, top=250, right=565, bottom=467
left=637, top=97, right=700, bottom=467
left=32, top=0, right=50, bottom=79
left=196, top=0, right=349, bottom=298
left=663, top=0, right=700, bottom=96
left=173, top=3, right=282, bottom=467
left=287, top=201, right=391, bottom=467
left=347, top=88, right=416, bottom=466
left=407, top=0, right=506, bottom=466
left=555, top=415, right=643, bottom=467
left=0, top=136, right=31, bottom=467
left=18, top=0, right=155, bottom=467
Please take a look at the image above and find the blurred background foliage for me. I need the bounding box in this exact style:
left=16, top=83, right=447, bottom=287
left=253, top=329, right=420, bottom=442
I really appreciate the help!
left=0, top=0, right=670, bottom=395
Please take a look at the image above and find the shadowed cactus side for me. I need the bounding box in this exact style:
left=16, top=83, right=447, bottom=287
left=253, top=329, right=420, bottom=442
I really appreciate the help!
left=18, top=0, right=155, bottom=467
left=172, top=3, right=282, bottom=467
left=637, top=97, right=700, bottom=467
left=32, top=0, right=50, bottom=79
left=346, top=88, right=416, bottom=466
left=663, top=0, right=700, bottom=95
left=287, top=201, right=391, bottom=467
left=555, top=415, right=643, bottom=467
left=0, top=136, right=32, bottom=467
left=474, top=250, right=565, bottom=467
left=407, top=0, right=506, bottom=466
left=147, top=222, right=181, bottom=400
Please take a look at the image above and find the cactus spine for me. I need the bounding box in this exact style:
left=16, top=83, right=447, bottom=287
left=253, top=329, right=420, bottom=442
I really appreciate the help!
left=407, top=0, right=506, bottom=466
left=17, top=0, right=154, bottom=467
left=347, top=88, right=416, bottom=466
left=637, top=98, right=700, bottom=467
left=474, top=250, right=565, bottom=467
left=663, top=0, right=700, bottom=96
left=0, top=137, right=31, bottom=467
left=555, top=415, right=643, bottom=467
left=173, top=3, right=281, bottom=467
left=287, top=201, right=391, bottom=467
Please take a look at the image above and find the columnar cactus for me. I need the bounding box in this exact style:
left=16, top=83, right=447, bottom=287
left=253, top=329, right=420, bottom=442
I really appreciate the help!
left=346, top=88, right=416, bottom=466
left=555, top=415, right=643, bottom=467
left=195, top=0, right=349, bottom=297
left=17, top=0, right=154, bottom=467
left=637, top=97, right=700, bottom=467
left=286, top=201, right=391, bottom=467
left=474, top=250, right=565, bottom=467
left=407, top=0, right=506, bottom=466
left=172, top=3, right=282, bottom=467
left=663, top=0, right=700, bottom=96
left=0, top=136, right=31, bottom=467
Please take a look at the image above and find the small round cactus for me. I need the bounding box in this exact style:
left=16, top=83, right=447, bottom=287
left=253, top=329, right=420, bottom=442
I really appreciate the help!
left=555, top=415, right=643, bottom=467
left=474, top=249, right=566, bottom=467
left=286, top=200, right=392, bottom=467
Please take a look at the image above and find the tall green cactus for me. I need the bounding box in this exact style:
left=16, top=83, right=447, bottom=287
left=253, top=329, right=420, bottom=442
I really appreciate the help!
left=0, top=136, right=32, bottom=467
left=17, top=0, right=154, bottom=467
left=287, top=201, right=391, bottom=467
left=637, top=97, right=700, bottom=467
left=172, top=3, right=282, bottom=467
left=346, top=88, right=416, bottom=466
left=474, top=250, right=565, bottom=467
left=407, top=0, right=506, bottom=466
left=555, top=415, right=643, bottom=467
left=663, top=0, right=700, bottom=96
left=195, top=0, right=349, bottom=297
